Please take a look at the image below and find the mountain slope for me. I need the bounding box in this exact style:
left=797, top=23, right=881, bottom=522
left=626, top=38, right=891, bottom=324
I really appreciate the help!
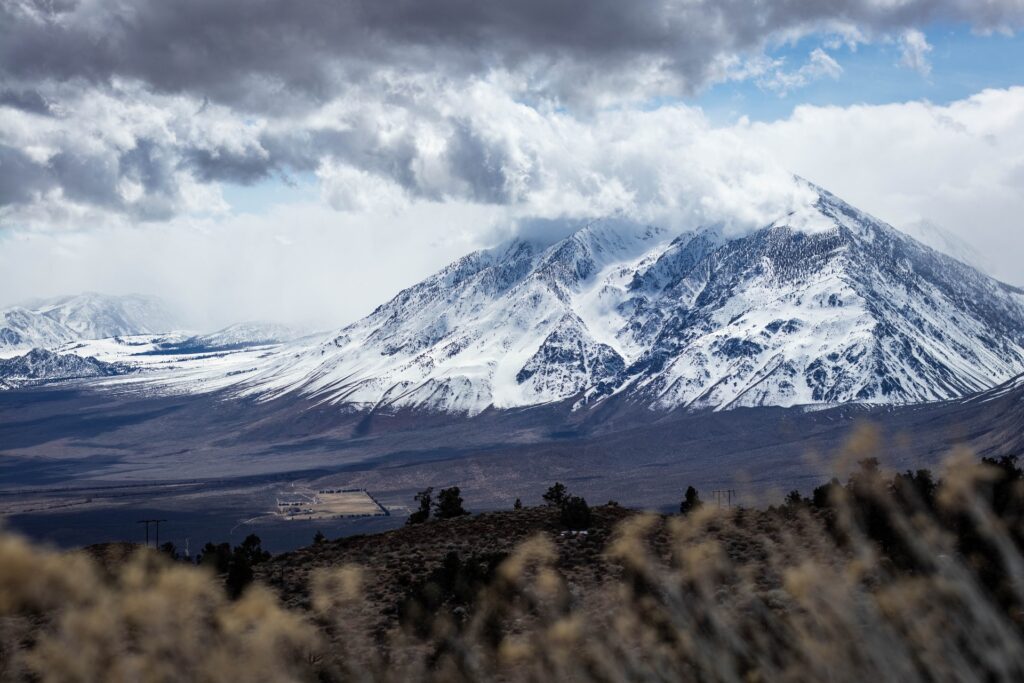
left=242, top=220, right=671, bottom=413
left=622, top=190, right=1024, bottom=410
left=230, top=185, right=1024, bottom=416
left=0, top=307, right=79, bottom=351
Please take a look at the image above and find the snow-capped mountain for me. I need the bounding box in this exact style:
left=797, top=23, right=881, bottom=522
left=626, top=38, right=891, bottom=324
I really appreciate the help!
left=234, top=184, right=1024, bottom=415
left=0, top=293, right=179, bottom=353
left=196, top=322, right=300, bottom=347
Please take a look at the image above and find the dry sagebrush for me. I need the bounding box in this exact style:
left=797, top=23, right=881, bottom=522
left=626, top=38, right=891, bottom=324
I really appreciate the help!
left=3, top=449, right=1024, bottom=682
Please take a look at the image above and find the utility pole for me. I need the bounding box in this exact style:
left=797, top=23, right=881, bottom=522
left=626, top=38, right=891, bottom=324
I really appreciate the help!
left=712, top=490, right=737, bottom=509
left=136, top=519, right=167, bottom=548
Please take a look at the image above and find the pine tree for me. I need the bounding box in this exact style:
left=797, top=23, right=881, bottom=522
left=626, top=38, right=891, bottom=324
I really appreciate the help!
left=407, top=487, right=433, bottom=525
left=680, top=486, right=702, bottom=515
left=543, top=482, right=568, bottom=507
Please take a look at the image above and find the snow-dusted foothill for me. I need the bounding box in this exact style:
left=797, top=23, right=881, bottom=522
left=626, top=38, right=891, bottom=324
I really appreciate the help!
left=0, top=348, right=135, bottom=389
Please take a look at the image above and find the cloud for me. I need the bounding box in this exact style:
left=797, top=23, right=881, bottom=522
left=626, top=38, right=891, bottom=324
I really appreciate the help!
left=0, top=199, right=505, bottom=330
left=758, top=48, right=845, bottom=95
left=2, top=1, right=1021, bottom=112
left=0, top=88, right=51, bottom=115
left=0, top=81, right=270, bottom=221
left=898, top=29, right=934, bottom=76
left=316, top=162, right=409, bottom=213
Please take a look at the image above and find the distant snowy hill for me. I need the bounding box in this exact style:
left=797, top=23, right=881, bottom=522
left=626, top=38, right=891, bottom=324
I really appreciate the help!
left=0, top=293, right=180, bottom=353
left=150, top=322, right=302, bottom=354
left=31, top=293, right=180, bottom=340
left=0, top=307, right=79, bottom=351
left=233, top=184, right=1024, bottom=415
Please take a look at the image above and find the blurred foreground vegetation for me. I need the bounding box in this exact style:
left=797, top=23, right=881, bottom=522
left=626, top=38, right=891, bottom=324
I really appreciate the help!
left=3, top=431, right=1024, bottom=682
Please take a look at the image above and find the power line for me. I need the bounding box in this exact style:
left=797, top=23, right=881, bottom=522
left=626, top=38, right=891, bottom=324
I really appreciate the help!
left=712, top=490, right=737, bottom=509
left=136, top=519, right=167, bottom=547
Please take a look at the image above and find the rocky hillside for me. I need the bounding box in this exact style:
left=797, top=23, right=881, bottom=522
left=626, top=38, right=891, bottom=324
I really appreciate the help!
left=0, top=348, right=135, bottom=389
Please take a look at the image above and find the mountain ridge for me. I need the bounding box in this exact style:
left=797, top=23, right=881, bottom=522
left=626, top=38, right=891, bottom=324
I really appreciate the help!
left=230, top=185, right=1024, bottom=415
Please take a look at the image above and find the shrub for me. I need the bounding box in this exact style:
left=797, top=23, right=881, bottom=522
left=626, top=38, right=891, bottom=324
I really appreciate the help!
left=783, top=490, right=806, bottom=508
left=812, top=477, right=842, bottom=509
left=560, top=496, right=591, bottom=529
left=235, top=534, right=271, bottom=566
left=198, top=541, right=232, bottom=574
left=225, top=552, right=255, bottom=599
left=5, top=446, right=1024, bottom=682
left=397, top=550, right=506, bottom=637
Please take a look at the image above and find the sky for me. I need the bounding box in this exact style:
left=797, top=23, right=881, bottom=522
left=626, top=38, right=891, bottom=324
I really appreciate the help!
left=0, top=1, right=1022, bottom=330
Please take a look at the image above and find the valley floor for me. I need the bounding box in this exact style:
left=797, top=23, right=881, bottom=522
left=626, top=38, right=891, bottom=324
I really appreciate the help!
left=1, top=378, right=1021, bottom=551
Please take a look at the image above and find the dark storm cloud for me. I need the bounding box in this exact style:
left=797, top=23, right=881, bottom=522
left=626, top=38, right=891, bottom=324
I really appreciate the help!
left=1, top=0, right=1022, bottom=222
left=184, top=112, right=512, bottom=202
left=185, top=148, right=275, bottom=185
left=0, top=135, right=184, bottom=220
left=0, top=145, right=54, bottom=204
left=3, top=0, right=1023, bottom=112
left=0, top=89, right=52, bottom=115
left=445, top=121, right=513, bottom=204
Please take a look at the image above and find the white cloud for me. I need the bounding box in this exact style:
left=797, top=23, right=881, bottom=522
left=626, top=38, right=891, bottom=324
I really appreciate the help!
left=316, top=162, right=409, bottom=213
left=898, top=29, right=934, bottom=76
left=0, top=81, right=246, bottom=221
left=758, top=49, right=844, bottom=95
